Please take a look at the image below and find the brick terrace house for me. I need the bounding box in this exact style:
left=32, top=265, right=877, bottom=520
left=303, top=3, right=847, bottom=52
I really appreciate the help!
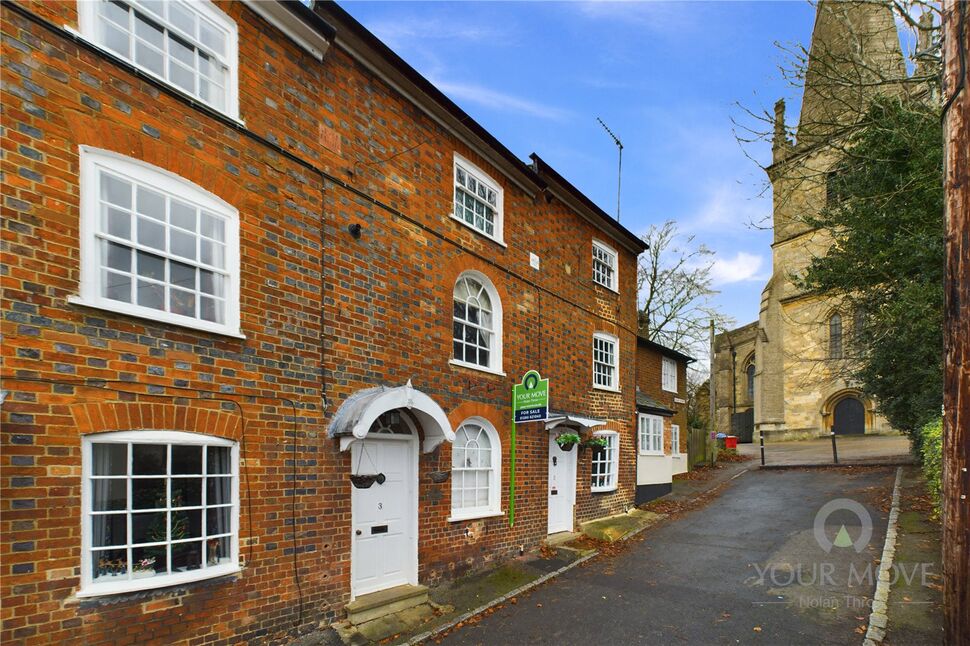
left=634, top=336, right=693, bottom=504
left=1, top=0, right=648, bottom=643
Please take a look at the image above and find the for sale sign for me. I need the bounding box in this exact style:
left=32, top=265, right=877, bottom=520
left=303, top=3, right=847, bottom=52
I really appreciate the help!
left=512, top=370, right=549, bottom=423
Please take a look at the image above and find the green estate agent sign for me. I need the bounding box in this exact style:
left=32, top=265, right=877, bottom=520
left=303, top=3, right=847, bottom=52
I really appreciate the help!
left=512, top=370, right=549, bottom=422
left=509, top=370, right=549, bottom=527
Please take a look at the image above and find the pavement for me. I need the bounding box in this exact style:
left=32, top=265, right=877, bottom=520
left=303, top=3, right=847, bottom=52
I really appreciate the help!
left=882, top=466, right=944, bottom=645
left=739, top=434, right=912, bottom=467
left=435, top=467, right=901, bottom=645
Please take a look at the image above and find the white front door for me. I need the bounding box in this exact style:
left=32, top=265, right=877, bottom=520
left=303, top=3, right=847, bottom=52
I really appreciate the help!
left=351, top=436, right=417, bottom=597
left=547, top=435, right=577, bottom=534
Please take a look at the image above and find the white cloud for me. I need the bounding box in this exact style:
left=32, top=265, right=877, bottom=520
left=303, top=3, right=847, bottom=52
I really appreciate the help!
left=574, top=0, right=695, bottom=30
left=680, top=181, right=771, bottom=238
left=432, top=80, right=574, bottom=122
left=366, top=17, right=509, bottom=49
left=710, top=251, right=766, bottom=286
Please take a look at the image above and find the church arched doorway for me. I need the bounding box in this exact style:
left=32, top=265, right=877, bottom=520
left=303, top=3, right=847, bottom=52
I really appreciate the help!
left=833, top=397, right=865, bottom=435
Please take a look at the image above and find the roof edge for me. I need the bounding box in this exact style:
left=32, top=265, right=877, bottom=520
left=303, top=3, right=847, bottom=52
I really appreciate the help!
left=636, top=335, right=696, bottom=364
left=316, top=1, right=545, bottom=197
left=529, top=153, right=647, bottom=254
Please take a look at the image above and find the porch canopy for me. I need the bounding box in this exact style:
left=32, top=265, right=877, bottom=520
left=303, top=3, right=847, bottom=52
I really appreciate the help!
left=636, top=391, right=675, bottom=416
left=544, top=411, right=607, bottom=432
left=327, top=381, right=455, bottom=453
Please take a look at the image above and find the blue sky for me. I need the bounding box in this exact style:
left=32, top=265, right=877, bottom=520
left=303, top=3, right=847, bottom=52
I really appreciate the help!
left=341, top=0, right=818, bottom=329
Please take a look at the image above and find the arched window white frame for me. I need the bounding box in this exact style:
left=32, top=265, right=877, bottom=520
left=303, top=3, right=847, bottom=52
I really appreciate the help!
left=79, top=430, right=239, bottom=597
left=592, top=332, right=619, bottom=391
left=77, top=0, right=240, bottom=119
left=70, top=147, right=241, bottom=337
left=451, top=271, right=504, bottom=375
left=450, top=418, right=502, bottom=521
left=452, top=154, right=504, bottom=244
left=590, top=430, right=619, bottom=492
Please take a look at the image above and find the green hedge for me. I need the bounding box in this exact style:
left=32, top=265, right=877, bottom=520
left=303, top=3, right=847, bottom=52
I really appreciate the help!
left=918, top=418, right=943, bottom=519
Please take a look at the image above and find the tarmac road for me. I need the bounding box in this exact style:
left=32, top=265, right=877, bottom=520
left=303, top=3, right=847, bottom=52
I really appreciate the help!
left=437, top=467, right=899, bottom=645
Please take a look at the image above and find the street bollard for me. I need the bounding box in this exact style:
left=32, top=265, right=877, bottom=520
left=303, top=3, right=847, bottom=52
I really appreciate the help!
left=830, top=431, right=839, bottom=464
left=760, top=432, right=765, bottom=466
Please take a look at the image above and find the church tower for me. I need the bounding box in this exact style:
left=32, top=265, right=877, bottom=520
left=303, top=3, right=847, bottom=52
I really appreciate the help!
left=714, top=0, right=915, bottom=441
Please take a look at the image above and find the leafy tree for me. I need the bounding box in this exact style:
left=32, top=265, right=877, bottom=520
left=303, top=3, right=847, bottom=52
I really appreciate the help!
left=796, top=96, right=944, bottom=435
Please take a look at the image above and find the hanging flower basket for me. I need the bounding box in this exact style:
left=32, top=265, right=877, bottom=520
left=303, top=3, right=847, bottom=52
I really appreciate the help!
left=583, top=436, right=609, bottom=450
left=555, top=432, right=581, bottom=451
left=429, top=470, right=451, bottom=483
left=350, top=473, right=386, bottom=489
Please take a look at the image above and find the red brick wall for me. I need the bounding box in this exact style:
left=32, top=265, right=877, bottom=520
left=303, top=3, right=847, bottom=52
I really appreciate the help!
left=1, top=2, right=641, bottom=644
left=635, top=344, right=689, bottom=453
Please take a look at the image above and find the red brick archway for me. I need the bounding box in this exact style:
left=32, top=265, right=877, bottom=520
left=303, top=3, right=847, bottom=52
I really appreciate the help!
left=70, top=401, right=242, bottom=441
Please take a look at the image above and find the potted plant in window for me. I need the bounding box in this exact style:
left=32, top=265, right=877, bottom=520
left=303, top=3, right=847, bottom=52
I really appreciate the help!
left=555, top=432, right=581, bottom=452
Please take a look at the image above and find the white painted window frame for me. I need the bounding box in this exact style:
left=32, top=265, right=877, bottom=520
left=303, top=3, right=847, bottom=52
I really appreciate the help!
left=590, top=430, right=619, bottom=493
left=450, top=270, right=505, bottom=376
left=70, top=146, right=242, bottom=337
left=638, top=414, right=664, bottom=456
left=76, top=0, right=240, bottom=119
left=670, top=424, right=680, bottom=456
left=79, top=430, right=240, bottom=598
left=662, top=356, right=678, bottom=393
left=592, top=332, right=620, bottom=392
left=591, top=239, right=618, bottom=292
left=449, top=417, right=503, bottom=522
left=450, top=153, right=505, bottom=246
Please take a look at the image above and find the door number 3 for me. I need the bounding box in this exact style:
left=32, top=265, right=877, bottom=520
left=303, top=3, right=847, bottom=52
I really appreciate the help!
left=377, top=502, right=383, bottom=510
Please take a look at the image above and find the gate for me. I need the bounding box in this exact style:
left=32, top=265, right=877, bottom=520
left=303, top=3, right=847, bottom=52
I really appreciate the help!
left=688, top=427, right=708, bottom=467
left=732, top=408, right=755, bottom=443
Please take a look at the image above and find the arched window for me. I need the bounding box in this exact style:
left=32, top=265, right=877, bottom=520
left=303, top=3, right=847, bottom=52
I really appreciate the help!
left=74, top=147, right=241, bottom=337
left=829, top=313, right=843, bottom=359
left=452, top=272, right=502, bottom=373
left=451, top=419, right=501, bottom=520
left=746, top=362, right=756, bottom=400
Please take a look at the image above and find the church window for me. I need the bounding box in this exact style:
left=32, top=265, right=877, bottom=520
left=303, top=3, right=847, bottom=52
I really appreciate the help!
left=829, top=313, right=843, bottom=359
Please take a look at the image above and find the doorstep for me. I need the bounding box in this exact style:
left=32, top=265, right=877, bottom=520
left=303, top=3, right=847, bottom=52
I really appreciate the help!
left=335, top=584, right=438, bottom=646
left=579, top=508, right=664, bottom=543
left=345, top=585, right=430, bottom=625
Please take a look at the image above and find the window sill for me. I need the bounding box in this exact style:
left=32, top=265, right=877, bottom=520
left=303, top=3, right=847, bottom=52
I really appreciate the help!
left=661, top=387, right=678, bottom=394
left=68, top=296, right=245, bottom=339
left=449, top=359, right=506, bottom=377
left=592, top=281, right=619, bottom=295
left=448, top=510, right=505, bottom=523
left=76, top=564, right=241, bottom=598
left=638, top=451, right=665, bottom=457
left=593, top=385, right=621, bottom=394
left=448, top=213, right=507, bottom=248
left=591, top=486, right=618, bottom=494
left=64, top=27, right=243, bottom=124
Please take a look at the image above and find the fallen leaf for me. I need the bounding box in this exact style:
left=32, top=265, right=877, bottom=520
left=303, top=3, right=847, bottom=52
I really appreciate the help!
left=753, top=626, right=762, bottom=632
